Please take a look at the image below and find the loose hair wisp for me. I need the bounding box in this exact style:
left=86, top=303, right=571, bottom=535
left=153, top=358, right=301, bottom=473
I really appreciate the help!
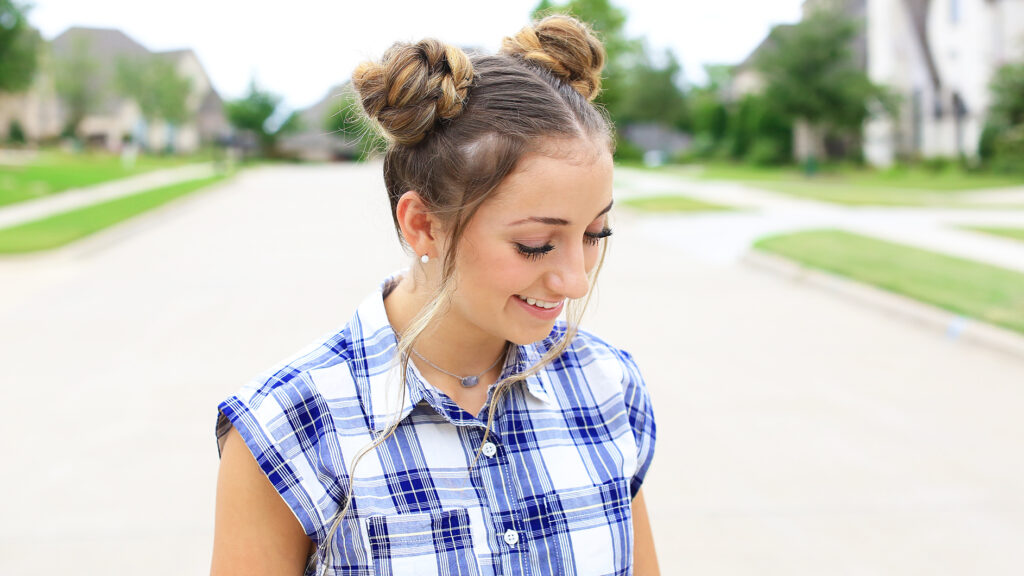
left=309, top=14, right=615, bottom=574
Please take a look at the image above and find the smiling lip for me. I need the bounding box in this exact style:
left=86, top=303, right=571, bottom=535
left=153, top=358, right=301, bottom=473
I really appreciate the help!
left=513, top=294, right=564, bottom=319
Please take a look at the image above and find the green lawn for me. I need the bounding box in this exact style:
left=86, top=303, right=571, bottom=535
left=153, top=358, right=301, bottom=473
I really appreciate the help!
left=621, top=194, right=735, bottom=212
left=699, top=163, right=1024, bottom=190
left=754, top=229, right=1024, bottom=335
left=0, top=151, right=196, bottom=207
left=678, top=163, right=1024, bottom=207
left=0, top=174, right=226, bottom=254
left=963, top=226, right=1024, bottom=243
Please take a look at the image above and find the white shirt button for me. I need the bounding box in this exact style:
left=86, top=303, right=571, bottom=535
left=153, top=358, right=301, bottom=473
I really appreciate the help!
left=481, top=442, right=497, bottom=458
left=503, top=528, right=520, bottom=546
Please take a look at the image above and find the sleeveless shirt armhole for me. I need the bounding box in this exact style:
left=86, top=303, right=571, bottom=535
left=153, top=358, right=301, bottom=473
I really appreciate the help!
left=216, top=390, right=340, bottom=543
left=617, top=348, right=657, bottom=498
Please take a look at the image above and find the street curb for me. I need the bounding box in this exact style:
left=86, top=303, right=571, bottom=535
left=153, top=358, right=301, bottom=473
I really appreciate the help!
left=741, top=249, right=1024, bottom=361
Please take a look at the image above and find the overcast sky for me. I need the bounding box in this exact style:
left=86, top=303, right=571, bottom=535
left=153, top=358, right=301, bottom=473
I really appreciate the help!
left=28, top=0, right=804, bottom=112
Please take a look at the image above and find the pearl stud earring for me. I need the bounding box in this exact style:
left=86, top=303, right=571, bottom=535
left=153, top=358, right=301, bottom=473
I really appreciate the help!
left=420, top=254, right=429, bottom=264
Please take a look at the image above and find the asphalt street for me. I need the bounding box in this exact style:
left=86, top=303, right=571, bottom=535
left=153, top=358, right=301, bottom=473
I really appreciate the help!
left=1, top=163, right=1022, bottom=574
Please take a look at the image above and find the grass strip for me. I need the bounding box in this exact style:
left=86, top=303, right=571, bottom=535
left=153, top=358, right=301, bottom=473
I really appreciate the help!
left=754, top=229, right=1024, bottom=335
left=0, top=151, right=197, bottom=207
left=621, top=194, right=734, bottom=213
left=0, top=174, right=225, bottom=254
left=682, top=162, right=1024, bottom=207
left=963, top=226, right=1024, bottom=244
left=698, top=163, right=1024, bottom=191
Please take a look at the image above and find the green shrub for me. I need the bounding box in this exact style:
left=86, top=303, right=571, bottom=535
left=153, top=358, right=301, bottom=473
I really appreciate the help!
left=992, top=125, right=1024, bottom=173
left=746, top=139, right=787, bottom=166
left=978, top=122, right=1000, bottom=161
left=613, top=137, right=645, bottom=163
left=7, top=120, right=26, bottom=144
left=922, top=156, right=953, bottom=173
left=682, top=133, right=719, bottom=160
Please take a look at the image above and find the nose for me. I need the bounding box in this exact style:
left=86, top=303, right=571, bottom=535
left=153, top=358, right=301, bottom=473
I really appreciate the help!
left=546, top=242, right=591, bottom=300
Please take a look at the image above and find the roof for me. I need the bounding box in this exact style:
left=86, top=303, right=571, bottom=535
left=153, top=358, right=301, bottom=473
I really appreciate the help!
left=734, top=24, right=795, bottom=72
left=49, top=26, right=223, bottom=118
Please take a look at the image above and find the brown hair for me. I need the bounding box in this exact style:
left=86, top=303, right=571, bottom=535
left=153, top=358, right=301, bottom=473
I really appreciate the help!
left=310, top=14, right=615, bottom=574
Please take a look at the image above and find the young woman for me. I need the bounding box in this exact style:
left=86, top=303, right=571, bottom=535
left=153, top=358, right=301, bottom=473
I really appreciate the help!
left=211, top=15, right=658, bottom=576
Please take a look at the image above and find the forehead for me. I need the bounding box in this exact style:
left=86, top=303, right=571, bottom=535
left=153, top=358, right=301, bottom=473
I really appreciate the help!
left=482, top=142, right=614, bottom=220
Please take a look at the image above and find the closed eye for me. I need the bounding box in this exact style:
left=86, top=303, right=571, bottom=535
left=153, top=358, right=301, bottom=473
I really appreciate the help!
left=514, top=242, right=554, bottom=261
left=584, top=227, right=613, bottom=245
left=515, top=227, right=612, bottom=260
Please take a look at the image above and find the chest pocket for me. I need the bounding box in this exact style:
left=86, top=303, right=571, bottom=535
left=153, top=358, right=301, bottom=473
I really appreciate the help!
left=543, top=481, right=633, bottom=576
left=365, top=508, right=480, bottom=576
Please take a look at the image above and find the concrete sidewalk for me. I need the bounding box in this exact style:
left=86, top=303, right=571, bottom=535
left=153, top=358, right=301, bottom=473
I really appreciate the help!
left=614, top=168, right=1024, bottom=272
left=0, top=162, right=218, bottom=230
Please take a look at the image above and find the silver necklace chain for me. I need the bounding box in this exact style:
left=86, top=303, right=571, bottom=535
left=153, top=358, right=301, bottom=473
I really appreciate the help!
left=411, top=344, right=507, bottom=388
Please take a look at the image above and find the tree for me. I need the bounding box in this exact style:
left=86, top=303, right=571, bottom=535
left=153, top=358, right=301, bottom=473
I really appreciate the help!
left=730, top=93, right=793, bottom=165
left=687, top=76, right=730, bottom=156
left=984, top=61, right=1024, bottom=170
left=988, top=62, right=1024, bottom=129
left=53, top=35, right=103, bottom=136
left=754, top=8, right=893, bottom=159
left=115, top=54, right=192, bottom=125
left=616, top=48, right=689, bottom=131
left=531, top=0, right=690, bottom=149
left=0, top=0, right=40, bottom=93
left=225, top=79, right=294, bottom=156
left=531, top=0, right=642, bottom=118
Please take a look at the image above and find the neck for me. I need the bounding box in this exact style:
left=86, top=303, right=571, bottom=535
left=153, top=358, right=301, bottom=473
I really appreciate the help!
left=383, top=272, right=509, bottom=384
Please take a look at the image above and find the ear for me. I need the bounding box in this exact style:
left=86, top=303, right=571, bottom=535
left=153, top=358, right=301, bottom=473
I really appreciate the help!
left=394, top=191, right=444, bottom=259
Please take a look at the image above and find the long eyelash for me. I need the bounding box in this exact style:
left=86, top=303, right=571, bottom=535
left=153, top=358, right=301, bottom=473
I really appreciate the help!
left=515, top=227, right=612, bottom=260
left=515, top=243, right=554, bottom=260
left=584, top=227, right=613, bottom=245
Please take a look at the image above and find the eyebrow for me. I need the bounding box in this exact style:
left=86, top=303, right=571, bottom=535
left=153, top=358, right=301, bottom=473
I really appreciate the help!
left=508, top=199, right=614, bottom=227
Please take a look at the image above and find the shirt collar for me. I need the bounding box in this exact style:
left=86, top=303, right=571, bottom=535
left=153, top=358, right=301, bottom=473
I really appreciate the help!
left=354, top=269, right=555, bottom=432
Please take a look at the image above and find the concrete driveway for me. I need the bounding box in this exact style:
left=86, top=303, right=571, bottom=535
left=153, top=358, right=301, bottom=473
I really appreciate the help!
left=1, top=163, right=1022, bottom=574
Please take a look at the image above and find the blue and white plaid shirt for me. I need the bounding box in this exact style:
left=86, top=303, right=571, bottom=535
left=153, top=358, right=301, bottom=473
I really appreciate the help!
left=216, top=271, right=656, bottom=575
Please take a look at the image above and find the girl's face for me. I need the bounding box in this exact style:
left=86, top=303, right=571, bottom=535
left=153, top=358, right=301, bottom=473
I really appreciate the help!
left=446, top=139, right=614, bottom=345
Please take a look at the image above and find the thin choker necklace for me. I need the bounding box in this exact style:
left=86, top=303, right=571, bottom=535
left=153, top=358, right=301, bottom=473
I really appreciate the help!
left=411, top=344, right=507, bottom=388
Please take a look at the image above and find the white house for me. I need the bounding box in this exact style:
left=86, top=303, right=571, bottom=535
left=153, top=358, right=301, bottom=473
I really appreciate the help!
left=865, top=0, right=1024, bottom=165
left=732, top=0, right=1024, bottom=165
left=0, top=27, right=229, bottom=152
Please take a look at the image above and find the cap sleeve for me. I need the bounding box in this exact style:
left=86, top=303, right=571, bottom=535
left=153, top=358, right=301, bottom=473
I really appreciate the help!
left=216, top=369, right=344, bottom=542
left=616, top=348, right=657, bottom=498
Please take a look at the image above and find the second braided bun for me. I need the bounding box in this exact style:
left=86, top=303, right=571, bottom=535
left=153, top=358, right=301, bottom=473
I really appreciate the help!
left=352, top=39, right=474, bottom=146
left=500, top=14, right=606, bottom=101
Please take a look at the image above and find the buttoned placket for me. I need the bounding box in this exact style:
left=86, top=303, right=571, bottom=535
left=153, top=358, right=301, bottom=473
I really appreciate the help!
left=472, top=424, right=531, bottom=576
left=401, top=344, right=546, bottom=576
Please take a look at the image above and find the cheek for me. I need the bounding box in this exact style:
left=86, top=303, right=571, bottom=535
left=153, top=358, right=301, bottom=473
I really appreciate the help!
left=458, top=236, right=524, bottom=298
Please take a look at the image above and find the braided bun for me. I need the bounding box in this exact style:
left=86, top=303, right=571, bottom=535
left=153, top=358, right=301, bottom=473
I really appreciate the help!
left=500, top=14, right=605, bottom=101
left=352, top=39, right=474, bottom=145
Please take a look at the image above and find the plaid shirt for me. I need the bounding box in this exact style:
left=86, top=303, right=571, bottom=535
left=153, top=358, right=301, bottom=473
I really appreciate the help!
left=216, top=271, right=656, bottom=575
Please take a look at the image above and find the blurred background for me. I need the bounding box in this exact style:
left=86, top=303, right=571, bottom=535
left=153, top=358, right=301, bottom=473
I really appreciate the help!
left=1, top=0, right=1023, bottom=574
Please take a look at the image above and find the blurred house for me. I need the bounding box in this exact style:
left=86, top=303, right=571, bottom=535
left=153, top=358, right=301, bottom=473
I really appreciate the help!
left=277, top=83, right=361, bottom=162
left=0, top=27, right=228, bottom=152
left=864, top=0, right=1024, bottom=165
left=620, top=123, right=693, bottom=164
left=732, top=0, right=1024, bottom=165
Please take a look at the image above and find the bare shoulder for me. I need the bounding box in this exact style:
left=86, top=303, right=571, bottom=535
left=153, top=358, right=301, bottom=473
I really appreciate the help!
left=210, top=426, right=314, bottom=576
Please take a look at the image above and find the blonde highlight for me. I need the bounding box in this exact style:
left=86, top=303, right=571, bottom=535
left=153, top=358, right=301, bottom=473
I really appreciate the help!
left=309, top=13, right=615, bottom=574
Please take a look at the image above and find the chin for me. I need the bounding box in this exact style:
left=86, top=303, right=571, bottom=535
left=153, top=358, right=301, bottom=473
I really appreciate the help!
left=506, top=322, right=558, bottom=346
